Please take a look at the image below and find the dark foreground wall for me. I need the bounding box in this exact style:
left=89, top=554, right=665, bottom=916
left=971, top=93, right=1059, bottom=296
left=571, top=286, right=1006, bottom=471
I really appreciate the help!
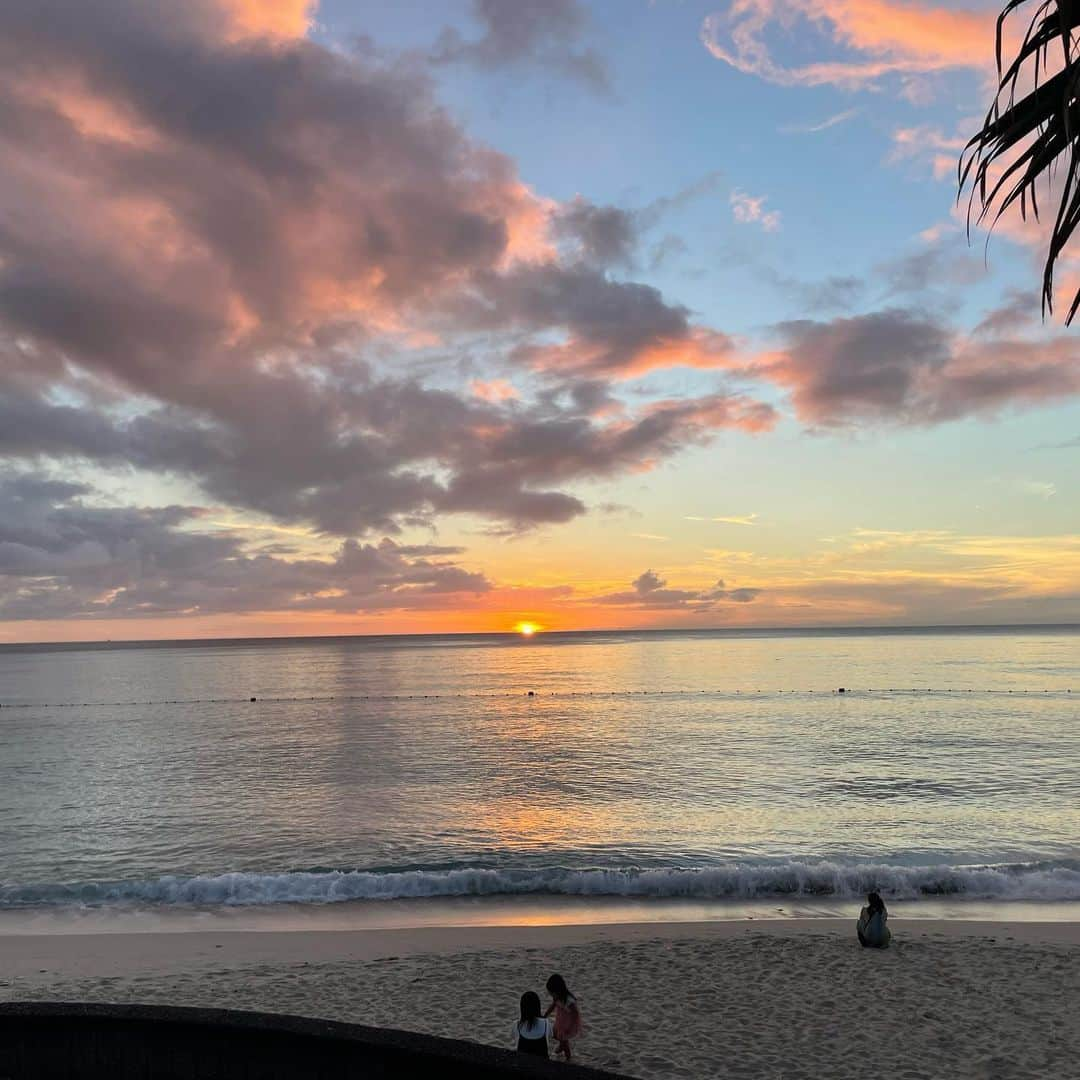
left=0, top=1002, right=635, bottom=1080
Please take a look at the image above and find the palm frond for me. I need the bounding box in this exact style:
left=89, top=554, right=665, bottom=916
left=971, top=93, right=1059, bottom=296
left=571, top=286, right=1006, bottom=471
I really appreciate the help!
left=960, top=0, right=1080, bottom=322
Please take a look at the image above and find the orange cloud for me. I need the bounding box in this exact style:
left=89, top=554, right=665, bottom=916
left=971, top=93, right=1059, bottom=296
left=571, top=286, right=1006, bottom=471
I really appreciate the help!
left=500, top=184, right=559, bottom=265
left=701, top=0, right=995, bottom=91
left=521, top=328, right=737, bottom=379
left=221, top=0, right=315, bottom=41
left=471, top=379, right=520, bottom=402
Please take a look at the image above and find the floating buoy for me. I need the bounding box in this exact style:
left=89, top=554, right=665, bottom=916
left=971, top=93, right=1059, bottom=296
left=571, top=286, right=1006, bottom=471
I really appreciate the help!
left=250, top=697, right=256, bottom=702
left=527, top=690, right=535, bottom=696
left=838, top=687, right=846, bottom=694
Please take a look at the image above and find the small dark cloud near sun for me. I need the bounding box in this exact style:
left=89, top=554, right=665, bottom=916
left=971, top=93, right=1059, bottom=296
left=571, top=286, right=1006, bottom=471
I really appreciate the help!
left=594, top=569, right=761, bottom=610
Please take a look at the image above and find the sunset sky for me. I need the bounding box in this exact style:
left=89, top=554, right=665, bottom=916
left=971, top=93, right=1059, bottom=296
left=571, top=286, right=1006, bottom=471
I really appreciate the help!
left=1, top=0, right=1078, bottom=641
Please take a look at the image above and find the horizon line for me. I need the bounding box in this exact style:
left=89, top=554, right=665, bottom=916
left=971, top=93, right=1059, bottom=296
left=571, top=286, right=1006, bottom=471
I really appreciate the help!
left=1, top=621, right=1078, bottom=650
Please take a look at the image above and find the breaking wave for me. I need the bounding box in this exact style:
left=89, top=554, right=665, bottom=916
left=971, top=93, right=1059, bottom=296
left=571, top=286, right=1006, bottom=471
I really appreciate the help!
left=3, top=859, right=1080, bottom=909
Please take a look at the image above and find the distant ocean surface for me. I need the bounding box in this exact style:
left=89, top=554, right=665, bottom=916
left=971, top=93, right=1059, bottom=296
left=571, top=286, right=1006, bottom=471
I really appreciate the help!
left=1, top=627, right=1079, bottom=913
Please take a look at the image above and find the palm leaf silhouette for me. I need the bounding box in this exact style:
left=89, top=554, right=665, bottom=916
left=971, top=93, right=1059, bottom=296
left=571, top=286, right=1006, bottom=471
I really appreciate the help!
left=960, top=0, right=1080, bottom=322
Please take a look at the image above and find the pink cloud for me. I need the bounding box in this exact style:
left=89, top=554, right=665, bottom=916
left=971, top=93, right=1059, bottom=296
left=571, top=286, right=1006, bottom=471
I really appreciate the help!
left=730, top=190, right=782, bottom=231
left=471, top=379, right=520, bottom=402
left=889, top=124, right=967, bottom=179
left=701, top=0, right=995, bottom=92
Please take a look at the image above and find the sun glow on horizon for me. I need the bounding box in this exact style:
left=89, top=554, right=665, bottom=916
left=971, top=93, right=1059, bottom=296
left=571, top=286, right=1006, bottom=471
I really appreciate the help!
left=514, top=621, right=541, bottom=636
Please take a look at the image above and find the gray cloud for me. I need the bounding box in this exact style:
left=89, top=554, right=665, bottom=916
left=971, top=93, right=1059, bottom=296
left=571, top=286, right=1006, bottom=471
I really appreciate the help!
left=431, top=0, right=610, bottom=92
left=0, top=370, right=773, bottom=536
left=636, top=171, right=726, bottom=229
left=468, top=263, right=736, bottom=377
left=0, top=473, right=491, bottom=620
left=553, top=197, right=638, bottom=268
left=764, top=271, right=865, bottom=314
left=548, top=173, right=726, bottom=273
left=648, top=234, right=690, bottom=271
left=767, top=310, right=951, bottom=422
left=759, top=309, right=1080, bottom=427
left=877, top=246, right=986, bottom=295
left=1032, top=434, right=1080, bottom=450
left=595, top=569, right=761, bottom=609
left=974, top=290, right=1041, bottom=338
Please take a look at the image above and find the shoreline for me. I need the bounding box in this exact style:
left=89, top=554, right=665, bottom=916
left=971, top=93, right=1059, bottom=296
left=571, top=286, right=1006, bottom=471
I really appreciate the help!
left=3, top=916, right=1079, bottom=1078
left=3, top=894, right=1080, bottom=938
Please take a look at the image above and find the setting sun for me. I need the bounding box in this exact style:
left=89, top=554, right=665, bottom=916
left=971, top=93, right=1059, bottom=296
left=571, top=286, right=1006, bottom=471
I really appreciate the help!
left=514, top=622, right=541, bottom=636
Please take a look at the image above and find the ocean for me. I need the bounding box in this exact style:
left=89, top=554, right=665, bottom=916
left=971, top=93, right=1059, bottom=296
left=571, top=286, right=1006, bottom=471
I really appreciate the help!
left=1, top=626, right=1078, bottom=917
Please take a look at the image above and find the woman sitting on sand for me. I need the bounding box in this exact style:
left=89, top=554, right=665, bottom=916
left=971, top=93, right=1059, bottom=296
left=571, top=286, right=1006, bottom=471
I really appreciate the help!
left=514, top=991, right=552, bottom=1058
left=544, top=973, right=582, bottom=1061
left=857, top=891, right=891, bottom=948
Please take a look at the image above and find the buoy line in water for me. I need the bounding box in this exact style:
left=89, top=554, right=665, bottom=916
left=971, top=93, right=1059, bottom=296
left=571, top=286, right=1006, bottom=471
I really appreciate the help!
left=0, top=686, right=1073, bottom=709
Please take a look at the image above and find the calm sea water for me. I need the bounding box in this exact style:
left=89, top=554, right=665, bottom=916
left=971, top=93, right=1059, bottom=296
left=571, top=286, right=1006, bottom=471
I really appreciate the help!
left=1, top=627, right=1078, bottom=910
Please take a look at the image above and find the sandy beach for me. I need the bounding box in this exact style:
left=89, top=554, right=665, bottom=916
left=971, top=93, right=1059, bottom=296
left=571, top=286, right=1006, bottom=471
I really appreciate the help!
left=2, top=917, right=1078, bottom=1079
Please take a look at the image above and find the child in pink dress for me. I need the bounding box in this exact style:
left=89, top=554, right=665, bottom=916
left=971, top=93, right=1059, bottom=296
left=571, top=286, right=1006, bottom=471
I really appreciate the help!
left=543, top=973, right=582, bottom=1060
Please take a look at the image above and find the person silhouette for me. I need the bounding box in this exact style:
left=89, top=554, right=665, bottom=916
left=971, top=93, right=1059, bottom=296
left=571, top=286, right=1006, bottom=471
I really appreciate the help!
left=857, top=891, right=891, bottom=948
left=514, top=991, right=551, bottom=1057
left=543, top=974, right=582, bottom=1060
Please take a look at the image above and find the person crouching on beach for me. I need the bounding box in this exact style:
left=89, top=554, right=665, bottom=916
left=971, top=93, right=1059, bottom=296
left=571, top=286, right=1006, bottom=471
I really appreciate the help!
left=857, top=891, right=891, bottom=948
left=544, top=973, right=582, bottom=1060
left=515, top=991, right=552, bottom=1058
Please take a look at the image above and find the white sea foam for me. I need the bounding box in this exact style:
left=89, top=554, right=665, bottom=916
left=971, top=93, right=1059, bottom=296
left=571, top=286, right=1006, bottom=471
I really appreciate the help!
left=3, top=860, right=1080, bottom=908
